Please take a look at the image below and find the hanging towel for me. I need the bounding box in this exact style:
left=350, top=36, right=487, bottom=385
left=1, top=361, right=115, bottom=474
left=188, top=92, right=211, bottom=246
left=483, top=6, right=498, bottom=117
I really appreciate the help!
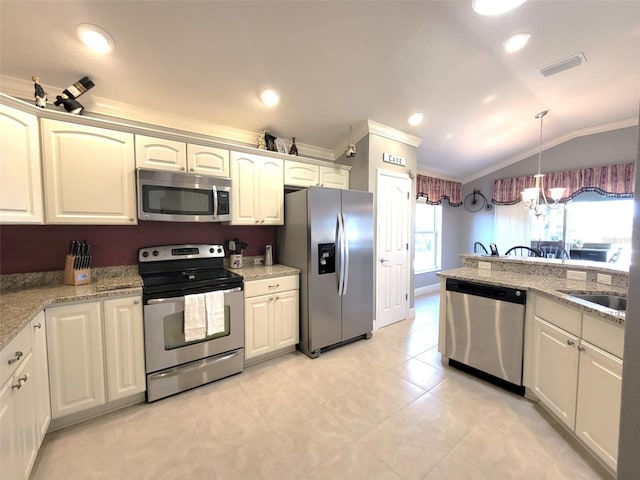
left=184, top=293, right=206, bottom=341
left=205, top=291, right=225, bottom=336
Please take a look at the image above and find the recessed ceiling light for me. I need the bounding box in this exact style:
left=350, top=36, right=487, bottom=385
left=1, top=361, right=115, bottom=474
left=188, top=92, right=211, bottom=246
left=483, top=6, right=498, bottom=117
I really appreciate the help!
left=472, top=0, right=527, bottom=16
left=260, top=89, right=280, bottom=107
left=76, top=24, right=114, bottom=53
left=408, top=113, right=424, bottom=126
left=503, top=33, right=531, bottom=53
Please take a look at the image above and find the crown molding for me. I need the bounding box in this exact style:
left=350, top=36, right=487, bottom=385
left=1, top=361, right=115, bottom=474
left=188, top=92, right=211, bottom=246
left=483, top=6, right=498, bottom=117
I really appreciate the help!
left=0, top=75, right=334, bottom=161
left=367, top=120, right=423, bottom=147
left=461, top=117, right=639, bottom=185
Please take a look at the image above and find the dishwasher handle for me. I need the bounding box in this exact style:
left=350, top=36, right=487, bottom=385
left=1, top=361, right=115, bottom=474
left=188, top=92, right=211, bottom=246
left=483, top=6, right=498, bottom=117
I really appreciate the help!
left=445, top=278, right=526, bottom=305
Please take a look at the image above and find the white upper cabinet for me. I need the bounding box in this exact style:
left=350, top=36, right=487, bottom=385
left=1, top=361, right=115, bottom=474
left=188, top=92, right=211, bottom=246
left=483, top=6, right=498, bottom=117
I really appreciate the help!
left=136, top=135, right=230, bottom=177
left=41, top=119, right=137, bottom=225
left=230, top=152, right=283, bottom=225
left=284, top=160, right=320, bottom=187
left=0, top=104, right=44, bottom=224
left=319, top=165, right=349, bottom=189
left=135, top=135, right=186, bottom=172
left=186, top=144, right=230, bottom=177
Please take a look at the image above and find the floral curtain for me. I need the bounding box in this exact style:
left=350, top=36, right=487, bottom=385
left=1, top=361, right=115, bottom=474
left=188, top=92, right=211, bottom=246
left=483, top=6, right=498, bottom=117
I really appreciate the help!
left=416, top=174, right=462, bottom=206
left=492, top=163, right=636, bottom=205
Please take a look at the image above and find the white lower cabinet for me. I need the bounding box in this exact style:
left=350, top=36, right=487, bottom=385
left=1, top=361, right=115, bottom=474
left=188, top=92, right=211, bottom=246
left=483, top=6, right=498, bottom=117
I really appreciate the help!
left=244, top=276, right=299, bottom=362
left=0, top=325, right=39, bottom=480
left=31, top=312, right=51, bottom=446
left=527, top=295, right=623, bottom=473
left=46, top=296, right=145, bottom=420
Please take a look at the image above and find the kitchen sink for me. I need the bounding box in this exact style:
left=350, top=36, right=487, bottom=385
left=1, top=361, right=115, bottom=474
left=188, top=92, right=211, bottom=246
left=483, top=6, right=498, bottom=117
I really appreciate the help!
left=566, top=293, right=627, bottom=311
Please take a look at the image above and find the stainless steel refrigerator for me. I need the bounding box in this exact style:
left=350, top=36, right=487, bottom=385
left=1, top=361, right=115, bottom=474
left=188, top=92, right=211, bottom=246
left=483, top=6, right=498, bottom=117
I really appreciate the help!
left=277, top=187, right=374, bottom=358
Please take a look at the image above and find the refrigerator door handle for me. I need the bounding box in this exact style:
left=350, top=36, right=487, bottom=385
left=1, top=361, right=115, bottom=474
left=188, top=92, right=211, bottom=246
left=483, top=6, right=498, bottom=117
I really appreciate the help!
left=337, top=213, right=345, bottom=295
left=342, top=213, right=350, bottom=295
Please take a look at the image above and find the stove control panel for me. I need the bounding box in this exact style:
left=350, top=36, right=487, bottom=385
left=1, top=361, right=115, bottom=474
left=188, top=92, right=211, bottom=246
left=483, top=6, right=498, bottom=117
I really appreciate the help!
left=139, top=244, right=225, bottom=262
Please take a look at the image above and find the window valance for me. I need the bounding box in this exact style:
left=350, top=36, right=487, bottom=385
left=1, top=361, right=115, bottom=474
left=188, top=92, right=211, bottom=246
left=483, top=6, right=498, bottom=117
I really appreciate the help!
left=416, top=174, right=462, bottom=206
left=492, top=163, right=636, bottom=205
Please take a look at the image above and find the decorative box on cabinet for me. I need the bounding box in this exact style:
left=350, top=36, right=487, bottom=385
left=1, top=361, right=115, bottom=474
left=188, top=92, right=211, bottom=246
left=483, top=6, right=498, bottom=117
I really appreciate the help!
left=41, top=119, right=137, bottom=224
left=527, top=294, right=623, bottom=473
left=0, top=322, right=39, bottom=480
left=230, top=151, right=283, bottom=225
left=0, top=104, right=44, bottom=224
left=244, top=275, right=299, bottom=364
left=46, top=296, right=145, bottom=424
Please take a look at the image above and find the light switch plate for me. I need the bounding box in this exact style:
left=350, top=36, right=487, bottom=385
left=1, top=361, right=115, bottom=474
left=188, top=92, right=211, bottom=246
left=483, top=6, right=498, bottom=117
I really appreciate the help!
left=567, top=270, right=587, bottom=281
left=254, top=257, right=265, bottom=265
left=478, top=261, right=492, bottom=270
left=597, top=273, right=612, bottom=285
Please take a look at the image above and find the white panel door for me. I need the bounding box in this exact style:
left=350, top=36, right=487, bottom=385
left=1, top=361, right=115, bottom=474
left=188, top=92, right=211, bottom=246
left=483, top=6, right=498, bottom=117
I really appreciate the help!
left=284, top=160, right=319, bottom=187
left=46, top=302, right=106, bottom=419
left=230, top=152, right=259, bottom=224
left=272, top=290, right=299, bottom=350
left=0, top=375, right=19, bottom=480
left=103, top=296, right=146, bottom=402
left=575, top=341, right=623, bottom=472
left=0, top=105, right=43, bottom=224
left=244, top=295, right=272, bottom=359
left=187, top=144, right=229, bottom=177
left=135, top=134, right=186, bottom=172
left=376, top=171, right=410, bottom=328
left=258, top=157, right=284, bottom=225
left=319, top=166, right=349, bottom=189
left=41, top=119, right=136, bottom=224
left=31, top=312, right=50, bottom=446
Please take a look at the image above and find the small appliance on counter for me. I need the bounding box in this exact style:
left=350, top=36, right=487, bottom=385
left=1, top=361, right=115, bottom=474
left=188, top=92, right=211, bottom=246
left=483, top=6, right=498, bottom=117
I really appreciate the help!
left=64, top=240, right=92, bottom=285
left=225, top=238, right=248, bottom=269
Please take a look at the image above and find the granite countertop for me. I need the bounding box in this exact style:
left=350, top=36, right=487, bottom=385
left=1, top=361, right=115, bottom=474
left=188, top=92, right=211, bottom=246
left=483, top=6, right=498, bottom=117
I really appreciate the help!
left=0, top=264, right=300, bottom=351
left=438, top=267, right=626, bottom=327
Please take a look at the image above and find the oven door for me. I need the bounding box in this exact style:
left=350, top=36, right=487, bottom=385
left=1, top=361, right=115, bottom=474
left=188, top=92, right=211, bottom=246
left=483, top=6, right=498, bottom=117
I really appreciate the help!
left=143, top=286, right=243, bottom=373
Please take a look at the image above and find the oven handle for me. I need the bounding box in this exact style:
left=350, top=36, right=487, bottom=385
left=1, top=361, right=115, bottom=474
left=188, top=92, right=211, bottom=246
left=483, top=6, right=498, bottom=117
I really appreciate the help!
left=146, top=287, right=242, bottom=305
left=148, top=351, right=241, bottom=379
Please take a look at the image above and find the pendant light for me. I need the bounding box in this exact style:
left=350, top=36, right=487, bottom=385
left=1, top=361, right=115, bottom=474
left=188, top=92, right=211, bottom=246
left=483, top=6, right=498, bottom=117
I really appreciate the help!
left=521, top=110, right=565, bottom=215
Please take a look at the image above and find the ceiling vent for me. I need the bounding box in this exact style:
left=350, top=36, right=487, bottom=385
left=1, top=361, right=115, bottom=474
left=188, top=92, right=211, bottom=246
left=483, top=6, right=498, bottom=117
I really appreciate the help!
left=537, top=52, right=587, bottom=77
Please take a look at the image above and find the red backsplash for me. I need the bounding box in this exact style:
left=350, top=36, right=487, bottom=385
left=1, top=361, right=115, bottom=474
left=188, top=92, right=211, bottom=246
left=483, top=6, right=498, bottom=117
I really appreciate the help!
left=0, top=222, right=276, bottom=274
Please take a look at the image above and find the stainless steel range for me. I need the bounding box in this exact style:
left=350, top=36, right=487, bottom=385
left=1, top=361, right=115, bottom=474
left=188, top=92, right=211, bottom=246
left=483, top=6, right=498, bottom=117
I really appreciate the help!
left=139, top=244, right=244, bottom=402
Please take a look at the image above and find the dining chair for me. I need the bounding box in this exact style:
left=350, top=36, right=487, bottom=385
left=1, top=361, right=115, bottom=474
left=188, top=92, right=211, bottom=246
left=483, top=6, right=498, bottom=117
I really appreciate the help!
left=504, top=246, right=541, bottom=257
left=473, top=241, right=489, bottom=254
left=538, top=243, right=570, bottom=259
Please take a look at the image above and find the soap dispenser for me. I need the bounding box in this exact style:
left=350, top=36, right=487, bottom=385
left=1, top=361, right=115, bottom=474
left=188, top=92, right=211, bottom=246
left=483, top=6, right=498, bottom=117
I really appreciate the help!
left=265, top=245, right=273, bottom=266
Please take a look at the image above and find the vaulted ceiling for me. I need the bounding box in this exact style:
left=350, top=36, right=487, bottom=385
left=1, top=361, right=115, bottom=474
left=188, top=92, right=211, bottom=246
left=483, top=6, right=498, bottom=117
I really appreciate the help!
left=1, top=1, right=639, bottom=182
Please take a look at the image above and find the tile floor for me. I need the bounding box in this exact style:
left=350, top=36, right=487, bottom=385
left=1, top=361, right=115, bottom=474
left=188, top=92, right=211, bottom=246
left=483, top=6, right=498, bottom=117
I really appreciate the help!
left=31, top=293, right=613, bottom=480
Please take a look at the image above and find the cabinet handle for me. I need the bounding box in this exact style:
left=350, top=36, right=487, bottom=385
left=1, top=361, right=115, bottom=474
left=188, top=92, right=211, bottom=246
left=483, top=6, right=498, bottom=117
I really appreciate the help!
left=8, top=351, right=23, bottom=365
left=578, top=345, right=586, bottom=352
left=269, top=296, right=274, bottom=302
left=134, top=300, right=140, bottom=305
left=190, top=168, right=195, bottom=172
left=268, top=284, right=280, bottom=289
left=181, top=167, right=186, bottom=171
left=129, top=218, right=135, bottom=222
left=274, top=296, right=279, bottom=300
left=33, top=322, right=42, bottom=329
left=11, top=374, right=28, bottom=390
left=566, top=340, right=575, bottom=346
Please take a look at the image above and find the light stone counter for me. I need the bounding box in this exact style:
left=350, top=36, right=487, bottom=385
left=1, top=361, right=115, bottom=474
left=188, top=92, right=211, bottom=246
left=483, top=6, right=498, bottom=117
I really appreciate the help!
left=438, top=265, right=626, bottom=327
left=227, top=264, right=300, bottom=281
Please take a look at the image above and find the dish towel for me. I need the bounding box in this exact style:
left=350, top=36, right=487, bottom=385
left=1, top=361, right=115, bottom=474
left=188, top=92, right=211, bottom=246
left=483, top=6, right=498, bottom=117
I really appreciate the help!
left=184, top=293, right=206, bottom=341
left=205, top=291, right=225, bottom=336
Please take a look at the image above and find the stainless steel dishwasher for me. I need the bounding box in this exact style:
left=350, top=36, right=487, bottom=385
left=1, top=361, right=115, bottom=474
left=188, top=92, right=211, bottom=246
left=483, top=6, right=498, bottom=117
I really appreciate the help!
left=445, top=278, right=526, bottom=394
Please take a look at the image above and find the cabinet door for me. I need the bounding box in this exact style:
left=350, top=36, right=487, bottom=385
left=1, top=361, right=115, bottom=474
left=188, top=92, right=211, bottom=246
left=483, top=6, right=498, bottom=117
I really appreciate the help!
left=46, top=302, right=105, bottom=418
left=0, top=105, right=44, bottom=224
left=103, top=296, right=146, bottom=401
left=41, top=119, right=136, bottom=224
left=319, top=165, right=349, bottom=190
left=187, top=144, right=229, bottom=177
left=0, top=375, right=20, bottom=479
left=284, top=160, right=319, bottom=187
left=575, top=342, right=622, bottom=472
left=273, top=290, right=299, bottom=350
left=531, top=317, right=579, bottom=429
left=258, top=157, right=284, bottom=225
left=244, top=295, right=273, bottom=360
left=31, top=312, right=50, bottom=446
left=230, top=152, right=260, bottom=224
left=135, top=134, right=186, bottom=172
left=14, top=353, right=38, bottom=480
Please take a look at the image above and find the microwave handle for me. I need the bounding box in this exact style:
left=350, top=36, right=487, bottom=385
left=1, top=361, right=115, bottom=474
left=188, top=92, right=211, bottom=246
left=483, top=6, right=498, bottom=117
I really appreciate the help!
left=147, top=287, right=242, bottom=305
left=212, top=185, right=218, bottom=218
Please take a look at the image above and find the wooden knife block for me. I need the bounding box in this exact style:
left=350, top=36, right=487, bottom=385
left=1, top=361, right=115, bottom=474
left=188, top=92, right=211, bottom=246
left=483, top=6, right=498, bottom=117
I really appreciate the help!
left=63, top=255, right=91, bottom=286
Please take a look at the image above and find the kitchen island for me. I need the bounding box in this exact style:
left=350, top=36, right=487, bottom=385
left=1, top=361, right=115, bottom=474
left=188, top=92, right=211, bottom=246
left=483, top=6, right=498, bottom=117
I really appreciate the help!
left=437, top=254, right=626, bottom=475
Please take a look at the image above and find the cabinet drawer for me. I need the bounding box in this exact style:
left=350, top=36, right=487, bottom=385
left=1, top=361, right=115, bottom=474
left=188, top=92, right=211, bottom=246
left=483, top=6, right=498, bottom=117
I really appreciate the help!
left=1, top=324, right=32, bottom=385
left=582, top=314, right=624, bottom=359
left=536, top=296, right=582, bottom=336
left=245, top=275, right=299, bottom=298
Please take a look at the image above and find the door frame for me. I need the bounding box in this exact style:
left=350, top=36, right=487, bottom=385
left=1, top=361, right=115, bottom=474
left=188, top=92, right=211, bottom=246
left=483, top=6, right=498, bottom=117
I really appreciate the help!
left=375, top=169, right=411, bottom=330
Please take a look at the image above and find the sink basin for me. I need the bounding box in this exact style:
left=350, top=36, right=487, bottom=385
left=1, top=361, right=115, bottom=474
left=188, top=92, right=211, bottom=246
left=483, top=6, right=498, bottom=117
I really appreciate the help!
left=568, top=293, right=627, bottom=311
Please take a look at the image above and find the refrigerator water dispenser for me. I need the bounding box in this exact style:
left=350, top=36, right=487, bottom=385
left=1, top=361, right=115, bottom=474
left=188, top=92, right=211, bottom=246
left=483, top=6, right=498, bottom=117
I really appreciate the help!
left=318, top=243, right=335, bottom=274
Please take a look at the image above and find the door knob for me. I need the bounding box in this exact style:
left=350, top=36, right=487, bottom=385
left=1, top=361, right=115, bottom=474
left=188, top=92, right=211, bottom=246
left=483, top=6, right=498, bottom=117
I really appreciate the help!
left=380, top=258, right=390, bottom=264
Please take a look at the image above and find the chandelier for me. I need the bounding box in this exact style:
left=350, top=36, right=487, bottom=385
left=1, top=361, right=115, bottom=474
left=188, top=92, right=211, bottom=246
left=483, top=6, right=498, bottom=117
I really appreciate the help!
left=521, top=110, right=565, bottom=215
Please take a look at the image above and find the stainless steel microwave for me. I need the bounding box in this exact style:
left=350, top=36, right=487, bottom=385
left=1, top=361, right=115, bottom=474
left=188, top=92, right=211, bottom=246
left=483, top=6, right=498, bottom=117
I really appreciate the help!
left=137, top=168, right=231, bottom=222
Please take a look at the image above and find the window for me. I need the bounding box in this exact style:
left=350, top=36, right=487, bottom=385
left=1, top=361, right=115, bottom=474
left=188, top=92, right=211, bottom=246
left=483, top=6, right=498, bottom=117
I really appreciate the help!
left=415, top=203, right=442, bottom=273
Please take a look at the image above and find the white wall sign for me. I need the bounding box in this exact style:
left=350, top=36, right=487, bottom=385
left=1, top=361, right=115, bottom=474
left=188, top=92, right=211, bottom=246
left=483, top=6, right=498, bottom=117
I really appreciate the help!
left=383, top=153, right=406, bottom=166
